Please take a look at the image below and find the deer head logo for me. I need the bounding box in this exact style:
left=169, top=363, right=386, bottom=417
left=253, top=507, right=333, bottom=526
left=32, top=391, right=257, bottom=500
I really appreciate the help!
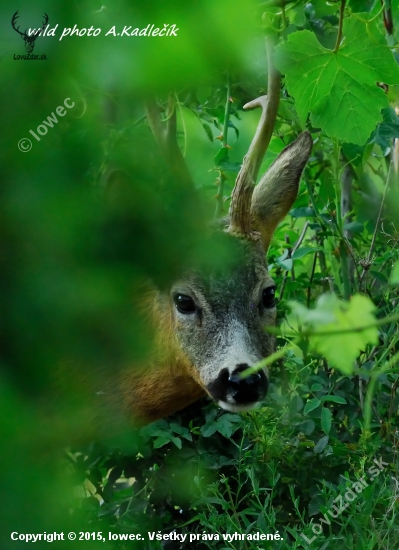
left=11, top=11, right=49, bottom=54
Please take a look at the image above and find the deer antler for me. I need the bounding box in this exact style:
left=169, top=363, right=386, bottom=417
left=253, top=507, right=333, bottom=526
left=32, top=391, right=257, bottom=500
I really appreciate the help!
left=145, top=94, right=196, bottom=191
left=226, top=38, right=281, bottom=240
left=11, top=11, right=24, bottom=36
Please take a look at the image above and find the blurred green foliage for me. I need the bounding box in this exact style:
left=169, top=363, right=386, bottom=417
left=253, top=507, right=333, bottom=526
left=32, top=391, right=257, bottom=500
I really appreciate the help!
left=1, top=0, right=399, bottom=549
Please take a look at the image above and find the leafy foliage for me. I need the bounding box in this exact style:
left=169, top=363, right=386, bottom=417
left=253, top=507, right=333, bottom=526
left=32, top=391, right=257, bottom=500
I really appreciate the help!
left=274, top=15, right=399, bottom=144
left=2, top=0, right=399, bottom=549
left=288, top=294, right=379, bottom=374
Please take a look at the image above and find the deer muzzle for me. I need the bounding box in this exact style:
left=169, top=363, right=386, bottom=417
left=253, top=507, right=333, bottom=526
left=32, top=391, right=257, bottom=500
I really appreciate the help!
left=206, top=363, right=268, bottom=412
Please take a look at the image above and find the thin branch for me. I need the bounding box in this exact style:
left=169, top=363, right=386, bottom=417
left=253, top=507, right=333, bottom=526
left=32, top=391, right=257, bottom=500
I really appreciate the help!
left=363, top=349, right=399, bottom=436
left=307, top=251, right=318, bottom=307
left=334, top=0, right=346, bottom=53
left=268, top=311, right=399, bottom=338
left=215, top=75, right=231, bottom=218
left=359, top=162, right=393, bottom=286
left=279, top=222, right=310, bottom=299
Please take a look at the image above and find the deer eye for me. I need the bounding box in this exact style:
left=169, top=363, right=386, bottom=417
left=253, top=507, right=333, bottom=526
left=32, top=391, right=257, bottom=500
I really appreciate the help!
left=173, top=294, right=196, bottom=314
left=262, top=287, right=276, bottom=309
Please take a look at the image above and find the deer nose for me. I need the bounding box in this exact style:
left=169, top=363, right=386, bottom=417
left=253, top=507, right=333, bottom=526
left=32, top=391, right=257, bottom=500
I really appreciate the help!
left=227, top=363, right=268, bottom=404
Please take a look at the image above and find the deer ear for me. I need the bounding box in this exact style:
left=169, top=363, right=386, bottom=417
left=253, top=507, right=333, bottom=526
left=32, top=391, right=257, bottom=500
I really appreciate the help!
left=250, top=131, right=313, bottom=251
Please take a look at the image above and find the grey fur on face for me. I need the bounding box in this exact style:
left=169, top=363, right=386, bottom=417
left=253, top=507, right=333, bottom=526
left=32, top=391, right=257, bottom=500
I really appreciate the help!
left=168, top=239, right=275, bottom=411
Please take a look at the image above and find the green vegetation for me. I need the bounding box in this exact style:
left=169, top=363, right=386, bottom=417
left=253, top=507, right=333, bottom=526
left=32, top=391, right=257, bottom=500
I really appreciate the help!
left=1, top=0, right=399, bottom=549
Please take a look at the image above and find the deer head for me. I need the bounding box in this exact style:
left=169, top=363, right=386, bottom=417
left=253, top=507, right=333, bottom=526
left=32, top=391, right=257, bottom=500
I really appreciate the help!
left=118, top=48, right=312, bottom=424
left=11, top=11, right=48, bottom=54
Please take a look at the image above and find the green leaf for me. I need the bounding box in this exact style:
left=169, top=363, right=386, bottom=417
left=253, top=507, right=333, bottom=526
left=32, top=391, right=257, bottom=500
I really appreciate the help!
left=219, top=160, right=241, bottom=173
left=274, top=16, right=399, bottom=144
left=201, top=422, right=218, bottom=437
left=171, top=437, right=182, bottom=449
left=320, top=395, right=347, bottom=404
left=276, top=253, right=293, bottom=271
left=304, top=398, right=321, bottom=415
left=321, top=408, right=332, bottom=434
left=310, top=383, right=324, bottom=391
left=290, top=206, right=316, bottom=218
left=341, top=142, right=365, bottom=166
left=348, top=0, right=376, bottom=12
left=214, top=146, right=229, bottom=166
left=370, top=270, right=388, bottom=285
left=102, top=481, right=114, bottom=502
left=153, top=436, right=171, bottom=448
left=202, top=123, right=214, bottom=142
left=343, top=221, right=364, bottom=233
left=372, top=107, right=399, bottom=152
left=292, top=247, right=321, bottom=260
left=290, top=294, right=378, bottom=374
left=298, top=419, right=316, bottom=435
left=290, top=4, right=306, bottom=26
left=390, top=261, right=399, bottom=285
left=280, top=258, right=293, bottom=270
left=314, top=434, right=329, bottom=454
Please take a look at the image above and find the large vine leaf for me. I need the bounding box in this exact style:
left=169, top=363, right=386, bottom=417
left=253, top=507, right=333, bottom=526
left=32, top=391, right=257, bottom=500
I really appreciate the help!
left=289, top=294, right=378, bottom=374
left=274, top=15, right=399, bottom=144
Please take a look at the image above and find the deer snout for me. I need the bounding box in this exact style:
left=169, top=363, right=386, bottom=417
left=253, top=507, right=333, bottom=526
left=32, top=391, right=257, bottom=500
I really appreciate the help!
left=228, top=363, right=268, bottom=404
left=206, top=363, right=268, bottom=412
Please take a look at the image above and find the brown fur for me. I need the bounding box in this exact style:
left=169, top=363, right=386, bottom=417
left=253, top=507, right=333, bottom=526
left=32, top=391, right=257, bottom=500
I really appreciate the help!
left=115, top=286, right=204, bottom=423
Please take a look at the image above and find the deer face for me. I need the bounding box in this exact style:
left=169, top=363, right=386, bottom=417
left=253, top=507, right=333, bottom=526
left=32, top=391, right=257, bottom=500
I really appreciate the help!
left=165, top=132, right=313, bottom=413
left=170, top=240, right=275, bottom=412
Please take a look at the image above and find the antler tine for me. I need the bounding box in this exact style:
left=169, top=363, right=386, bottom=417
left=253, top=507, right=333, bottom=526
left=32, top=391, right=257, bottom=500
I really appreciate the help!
left=226, top=38, right=280, bottom=239
left=145, top=94, right=196, bottom=192
left=11, top=11, right=24, bottom=36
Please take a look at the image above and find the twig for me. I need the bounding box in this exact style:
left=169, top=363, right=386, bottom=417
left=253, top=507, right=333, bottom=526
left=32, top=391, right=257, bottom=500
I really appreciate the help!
left=279, top=222, right=309, bottom=299
left=359, top=162, right=393, bottom=286
left=307, top=251, right=318, bottom=307
left=215, top=75, right=231, bottom=218
left=268, top=311, right=399, bottom=338
left=334, top=0, right=346, bottom=53
left=291, top=221, right=310, bottom=257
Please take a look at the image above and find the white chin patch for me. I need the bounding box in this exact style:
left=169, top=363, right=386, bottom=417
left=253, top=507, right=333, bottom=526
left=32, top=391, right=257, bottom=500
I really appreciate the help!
left=217, top=400, right=261, bottom=413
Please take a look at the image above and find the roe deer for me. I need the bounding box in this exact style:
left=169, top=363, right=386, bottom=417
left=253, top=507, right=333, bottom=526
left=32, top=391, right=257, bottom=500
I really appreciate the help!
left=114, top=62, right=312, bottom=425
left=104, top=48, right=313, bottom=422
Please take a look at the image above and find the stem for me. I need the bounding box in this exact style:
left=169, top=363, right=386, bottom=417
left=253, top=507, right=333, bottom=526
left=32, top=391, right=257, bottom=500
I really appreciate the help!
left=334, top=0, right=346, bottom=54
left=222, top=475, right=248, bottom=550
left=269, top=311, right=399, bottom=338
left=215, top=76, right=231, bottom=218
left=307, top=252, right=318, bottom=307
left=279, top=221, right=309, bottom=299
left=332, top=139, right=352, bottom=298
left=341, top=152, right=355, bottom=292
left=340, top=241, right=352, bottom=299
left=359, top=162, right=393, bottom=286
left=240, top=341, right=297, bottom=377
left=222, top=76, right=231, bottom=147
left=363, top=349, right=399, bottom=435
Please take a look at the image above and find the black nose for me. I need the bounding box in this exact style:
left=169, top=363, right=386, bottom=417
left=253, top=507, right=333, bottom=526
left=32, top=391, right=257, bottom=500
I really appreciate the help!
left=227, top=364, right=268, bottom=404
